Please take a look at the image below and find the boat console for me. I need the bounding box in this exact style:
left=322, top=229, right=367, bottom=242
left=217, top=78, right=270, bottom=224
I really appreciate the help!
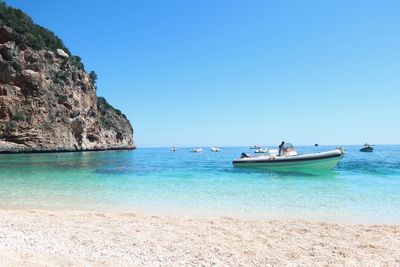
left=281, top=143, right=298, bottom=156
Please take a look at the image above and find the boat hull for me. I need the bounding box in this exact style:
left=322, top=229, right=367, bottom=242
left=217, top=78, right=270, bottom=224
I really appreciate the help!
left=233, top=149, right=344, bottom=172
left=360, top=147, right=373, bottom=152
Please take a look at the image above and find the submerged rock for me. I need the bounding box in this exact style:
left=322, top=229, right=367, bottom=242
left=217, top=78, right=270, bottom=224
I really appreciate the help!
left=0, top=15, right=135, bottom=153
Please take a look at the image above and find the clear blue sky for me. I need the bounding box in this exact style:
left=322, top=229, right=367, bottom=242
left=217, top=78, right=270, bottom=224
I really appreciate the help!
left=6, top=0, right=400, bottom=147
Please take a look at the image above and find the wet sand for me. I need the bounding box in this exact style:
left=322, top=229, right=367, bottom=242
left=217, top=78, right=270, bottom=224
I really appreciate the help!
left=0, top=209, right=399, bottom=266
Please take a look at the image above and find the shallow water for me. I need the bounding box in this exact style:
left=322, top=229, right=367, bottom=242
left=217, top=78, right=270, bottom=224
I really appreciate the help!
left=0, top=145, right=399, bottom=223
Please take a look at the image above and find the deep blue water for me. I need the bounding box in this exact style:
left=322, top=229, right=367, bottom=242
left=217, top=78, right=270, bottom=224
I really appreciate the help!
left=0, top=145, right=399, bottom=223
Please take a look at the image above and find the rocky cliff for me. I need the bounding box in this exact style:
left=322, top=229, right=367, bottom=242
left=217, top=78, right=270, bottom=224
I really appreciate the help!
left=0, top=4, right=134, bottom=153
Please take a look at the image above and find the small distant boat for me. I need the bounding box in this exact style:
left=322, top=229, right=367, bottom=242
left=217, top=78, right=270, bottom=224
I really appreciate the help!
left=315, top=144, right=319, bottom=147
left=170, top=147, right=178, bottom=152
left=233, top=143, right=345, bottom=172
left=254, top=147, right=268, bottom=153
left=360, top=143, right=374, bottom=152
left=190, top=148, right=203, bottom=153
left=250, top=145, right=261, bottom=149
left=210, top=147, right=221, bottom=152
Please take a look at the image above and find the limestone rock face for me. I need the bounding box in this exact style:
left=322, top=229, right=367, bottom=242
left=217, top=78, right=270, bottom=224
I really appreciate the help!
left=56, top=48, right=69, bottom=58
left=0, top=26, right=135, bottom=153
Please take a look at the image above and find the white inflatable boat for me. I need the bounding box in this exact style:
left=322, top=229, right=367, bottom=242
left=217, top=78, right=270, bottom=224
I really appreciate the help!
left=233, top=144, right=345, bottom=172
left=210, top=147, right=221, bottom=152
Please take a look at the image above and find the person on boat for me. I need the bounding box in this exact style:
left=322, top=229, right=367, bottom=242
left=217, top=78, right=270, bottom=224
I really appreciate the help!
left=279, top=141, right=285, bottom=156
left=241, top=152, right=250, bottom=158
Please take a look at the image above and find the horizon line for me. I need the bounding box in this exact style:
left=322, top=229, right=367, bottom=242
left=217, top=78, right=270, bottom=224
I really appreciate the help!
left=137, top=143, right=399, bottom=148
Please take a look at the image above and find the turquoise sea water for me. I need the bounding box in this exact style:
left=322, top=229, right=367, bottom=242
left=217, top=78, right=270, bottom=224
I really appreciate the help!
left=0, top=145, right=399, bottom=223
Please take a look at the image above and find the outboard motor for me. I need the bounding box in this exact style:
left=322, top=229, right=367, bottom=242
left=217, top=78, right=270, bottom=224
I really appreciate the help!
left=241, top=153, right=250, bottom=158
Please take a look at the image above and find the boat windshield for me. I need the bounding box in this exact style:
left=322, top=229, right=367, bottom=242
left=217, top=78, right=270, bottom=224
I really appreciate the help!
left=283, top=143, right=294, bottom=150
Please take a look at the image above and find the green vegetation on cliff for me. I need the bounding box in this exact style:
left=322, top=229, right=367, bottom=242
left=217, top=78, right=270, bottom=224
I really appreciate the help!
left=97, top=97, right=124, bottom=117
left=0, top=1, right=68, bottom=53
left=0, top=2, right=134, bottom=152
left=97, top=96, right=129, bottom=132
left=1, top=2, right=126, bottom=120
left=0, top=1, right=86, bottom=70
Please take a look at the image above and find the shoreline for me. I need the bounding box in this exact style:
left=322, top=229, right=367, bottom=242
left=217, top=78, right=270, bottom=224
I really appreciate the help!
left=0, top=209, right=399, bottom=266
left=1, top=205, right=397, bottom=225
left=0, top=146, right=136, bottom=154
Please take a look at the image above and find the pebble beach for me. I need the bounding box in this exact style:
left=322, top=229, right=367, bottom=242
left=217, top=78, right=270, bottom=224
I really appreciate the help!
left=1, top=210, right=399, bottom=266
